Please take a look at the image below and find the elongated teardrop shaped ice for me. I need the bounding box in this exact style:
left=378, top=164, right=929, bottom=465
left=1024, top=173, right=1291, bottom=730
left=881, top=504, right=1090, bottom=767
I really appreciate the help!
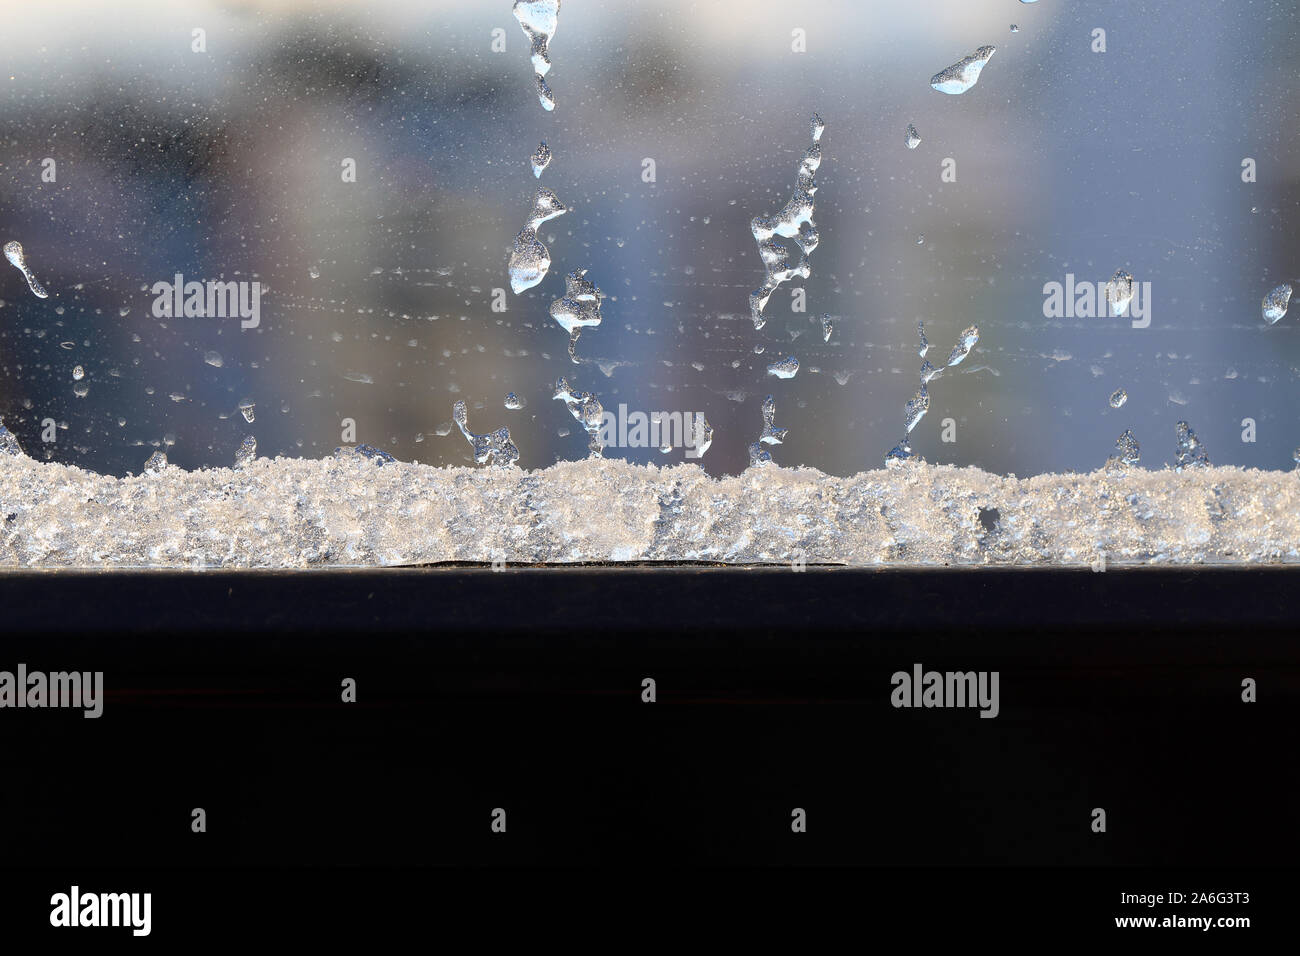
left=4, top=241, right=49, bottom=299
left=514, top=1, right=561, bottom=110
left=530, top=141, right=552, bottom=178
left=1262, top=283, right=1291, bottom=324
left=930, top=45, right=996, bottom=94
left=507, top=186, right=568, bottom=294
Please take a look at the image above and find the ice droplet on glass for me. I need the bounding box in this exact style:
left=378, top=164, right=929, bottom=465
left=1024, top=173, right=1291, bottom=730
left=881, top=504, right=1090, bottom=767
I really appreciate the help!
left=548, top=268, right=604, bottom=362
left=504, top=392, right=526, bottom=410
left=749, top=394, right=788, bottom=466
left=767, top=355, right=799, bottom=379
left=308, top=265, right=321, bottom=279
left=905, top=124, right=921, bottom=149
left=1108, top=387, right=1128, bottom=409
left=691, top=416, right=714, bottom=458
left=904, top=383, right=930, bottom=433
left=0, top=417, right=25, bottom=457
left=204, top=350, right=223, bottom=368
left=1106, top=429, right=1141, bottom=468
left=552, top=376, right=605, bottom=457
left=917, top=320, right=929, bottom=358
left=142, top=450, right=168, bottom=473
left=3, top=241, right=49, bottom=299
left=945, top=324, right=979, bottom=367
left=1105, top=269, right=1134, bottom=316
left=749, top=114, right=824, bottom=330
left=530, top=141, right=552, bottom=178
left=72, top=365, right=85, bottom=381
left=239, top=399, right=256, bottom=423
left=822, top=314, right=833, bottom=342
left=1010, top=24, right=1019, bottom=33
left=930, top=45, right=996, bottom=95
left=234, top=436, right=257, bottom=469
left=453, top=400, right=521, bottom=467
left=508, top=186, right=568, bottom=294
left=1262, top=283, right=1291, bottom=324
left=1174, top=421, right=1210, bottom=471
left=513, top=0, right=561, bottom=110
left=885, top=437, right=914, bottom=467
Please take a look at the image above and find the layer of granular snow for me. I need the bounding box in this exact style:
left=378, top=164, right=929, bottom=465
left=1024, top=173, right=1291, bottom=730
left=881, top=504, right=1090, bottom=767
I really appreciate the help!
left=1, top=454, right=1299, bottom=568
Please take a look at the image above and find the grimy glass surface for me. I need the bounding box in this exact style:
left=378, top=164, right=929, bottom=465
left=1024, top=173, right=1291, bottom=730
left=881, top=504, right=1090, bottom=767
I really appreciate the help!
left=0, top=0, right=1297, bottom=567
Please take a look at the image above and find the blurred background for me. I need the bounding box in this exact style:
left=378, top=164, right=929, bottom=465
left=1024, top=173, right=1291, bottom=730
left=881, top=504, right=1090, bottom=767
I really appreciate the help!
left=0, top=0, right=1298, bottom=478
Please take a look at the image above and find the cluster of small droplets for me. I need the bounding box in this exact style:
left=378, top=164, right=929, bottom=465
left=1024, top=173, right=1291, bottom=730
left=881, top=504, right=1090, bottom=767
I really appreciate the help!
left=1174, top=421, right=1210, bottom=471
left=748, top=113, right=824, bottom=331
left=552, top=377, right=605, bottom=457
left=549, top=268, right=605, bottom=363
left=453, top=400, right=521, bottom=467
left=748, top=395, right=787, bottom=467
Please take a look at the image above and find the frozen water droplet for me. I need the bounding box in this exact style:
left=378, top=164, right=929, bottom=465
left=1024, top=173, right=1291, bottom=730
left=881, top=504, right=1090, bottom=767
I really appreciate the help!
left=204, top=350, right=223, bottom=368
left=884, top=437, right=914, bottom=467
left=1010, top=24, right=1019, bottom=33
left=905, top=124, right=921, bottom=149
left=239, top=399, right=256, bottom=423
left=142, top=450, right=168, bottom=473
left=4, top=241, right=48, bottom=299
left=0, top=417, right=26, bottom=457
left=333, top=443, right=396, bottom=466
left=930, top=45, right=996, bottom=94
left=822, top=314, right=833, bottom=342
left=454, top=399, right=521, bottom=466
left=750, top=394, right=788, bottom=467
left=919, top=360, right=938, bottom=383
left=504, top=391, right=526, bottom=410
left=749, top=114, right=824, bottom=328
left=552, top=377, right=605, bottom=457
left=1262, top=283, right=1292, bottom=324
left=904, top=383, right=930, bottom=433
left=917, top=321, right=929, bottom=358
left=234, top=435, right=257, bottom=469
left=1108, top=387, right=1128, bottom=409
left=72, top=365, right=84, bottom=381
left=508, top=229, right=550, bottom=295
left=530, top=141, right=552, bottom=178
left=508, top=187, right=568, bottom=294
left=1106, top=429, right=1141, bottom=468
left=549, top=268, right=605, bottom=362
left=690, top=416, right=714, bottom=458
left=1174, top=421, right=1210, bottom=471
left=309, top=265, right=321, bottom=279
left=767, top=355, right=799, bottom=379
left=1293, top=447, right=1300, bottom=468
left=514, top=1, right=561, bottom=110
left=916, top=235, right=925, bottom=245
left=72, top=383, right=89, bottom=398
left=945, top=324, right=979, bottom=367
left=1105, top=269, right=1134, bottom=316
